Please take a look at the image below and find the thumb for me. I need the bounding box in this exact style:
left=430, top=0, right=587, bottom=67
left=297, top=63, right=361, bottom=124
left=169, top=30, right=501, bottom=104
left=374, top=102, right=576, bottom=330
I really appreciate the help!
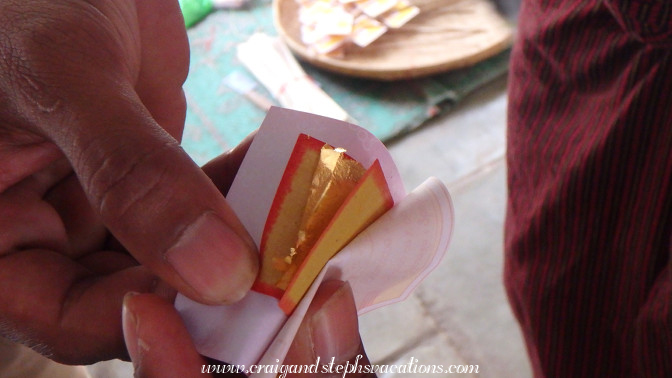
left=285, top=280, right=375, bottom=377
left=63, top=91, right=258, bottom=305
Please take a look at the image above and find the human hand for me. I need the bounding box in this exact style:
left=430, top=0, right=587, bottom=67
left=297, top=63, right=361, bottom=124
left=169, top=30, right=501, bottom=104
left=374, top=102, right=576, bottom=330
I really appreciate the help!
left=122, top=280, right=376, bottom=377
left=0, top=0, right=257, bottom=364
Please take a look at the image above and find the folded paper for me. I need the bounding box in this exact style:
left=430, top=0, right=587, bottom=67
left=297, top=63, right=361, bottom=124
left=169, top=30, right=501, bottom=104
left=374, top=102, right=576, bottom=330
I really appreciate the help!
left=175, top=107, right=453, bottom=375
left=255, top=134, right=394, bottom=315
left=237, top=34, right=353, bottom=122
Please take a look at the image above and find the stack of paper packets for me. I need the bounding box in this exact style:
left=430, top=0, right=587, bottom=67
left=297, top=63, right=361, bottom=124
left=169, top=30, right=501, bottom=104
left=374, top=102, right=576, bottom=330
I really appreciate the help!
left=297, top=0, right=420, bottom=56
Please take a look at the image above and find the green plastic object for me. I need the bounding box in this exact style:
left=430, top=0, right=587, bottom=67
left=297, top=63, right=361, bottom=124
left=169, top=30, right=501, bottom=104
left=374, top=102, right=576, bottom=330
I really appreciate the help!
left=179, top=0, right=214, bottom=28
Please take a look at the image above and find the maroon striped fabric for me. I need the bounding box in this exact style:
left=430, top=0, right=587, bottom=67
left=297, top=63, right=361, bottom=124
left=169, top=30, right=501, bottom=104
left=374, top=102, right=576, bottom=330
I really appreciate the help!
left=505, top=1, right=672, bottom=377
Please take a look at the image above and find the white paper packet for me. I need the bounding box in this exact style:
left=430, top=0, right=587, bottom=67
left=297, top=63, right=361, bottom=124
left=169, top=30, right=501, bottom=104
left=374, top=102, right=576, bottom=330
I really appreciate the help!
left=175, top=107, right=453, bottom=376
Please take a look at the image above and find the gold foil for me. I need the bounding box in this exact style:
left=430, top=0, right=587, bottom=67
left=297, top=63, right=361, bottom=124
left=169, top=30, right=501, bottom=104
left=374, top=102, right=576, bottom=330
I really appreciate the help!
left=275, top=144, right=365, bottom=289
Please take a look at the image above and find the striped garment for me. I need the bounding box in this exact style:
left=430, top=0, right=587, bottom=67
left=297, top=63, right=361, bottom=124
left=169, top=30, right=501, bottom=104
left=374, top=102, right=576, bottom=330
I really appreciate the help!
left=505, top=1, right=672, bottom=377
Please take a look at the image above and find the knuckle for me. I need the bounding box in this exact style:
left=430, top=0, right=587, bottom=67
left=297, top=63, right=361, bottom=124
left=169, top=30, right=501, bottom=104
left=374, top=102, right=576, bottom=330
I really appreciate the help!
left=84, top=138, right=179, bottom=224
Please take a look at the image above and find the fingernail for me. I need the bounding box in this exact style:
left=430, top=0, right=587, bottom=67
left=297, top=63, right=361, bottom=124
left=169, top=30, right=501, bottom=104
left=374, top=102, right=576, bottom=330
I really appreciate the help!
left=165, top=212, right=258, bottom=304
left=122, top=292, right=140, bottom=362
left=310, top=282, right=361, bottom=364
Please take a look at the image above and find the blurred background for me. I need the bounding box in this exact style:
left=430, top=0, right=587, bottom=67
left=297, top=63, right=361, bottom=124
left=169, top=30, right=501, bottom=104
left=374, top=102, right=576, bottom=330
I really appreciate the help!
left=85, top=0, right=528, bottom=376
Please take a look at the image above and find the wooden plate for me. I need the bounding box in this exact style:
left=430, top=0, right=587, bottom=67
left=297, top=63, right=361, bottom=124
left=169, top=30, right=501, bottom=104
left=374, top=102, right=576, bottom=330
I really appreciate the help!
left=273, top=0, right=513, bottom=81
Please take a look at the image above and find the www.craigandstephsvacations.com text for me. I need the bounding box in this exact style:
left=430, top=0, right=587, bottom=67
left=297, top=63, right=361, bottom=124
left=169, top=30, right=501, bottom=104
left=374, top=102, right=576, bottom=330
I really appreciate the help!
left=201, top=356, right=480, bottom=376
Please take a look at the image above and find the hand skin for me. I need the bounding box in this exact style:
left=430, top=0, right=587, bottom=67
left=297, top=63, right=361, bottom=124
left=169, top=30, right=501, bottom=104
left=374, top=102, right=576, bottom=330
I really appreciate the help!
left=123, top=280, right=376, bottom=378
left=0, top=0, right=258, bottom=365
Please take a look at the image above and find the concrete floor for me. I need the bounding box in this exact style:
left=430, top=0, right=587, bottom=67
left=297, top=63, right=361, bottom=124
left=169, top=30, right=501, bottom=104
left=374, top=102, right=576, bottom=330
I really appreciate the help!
left=359, top=75, right=531, bottom=377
